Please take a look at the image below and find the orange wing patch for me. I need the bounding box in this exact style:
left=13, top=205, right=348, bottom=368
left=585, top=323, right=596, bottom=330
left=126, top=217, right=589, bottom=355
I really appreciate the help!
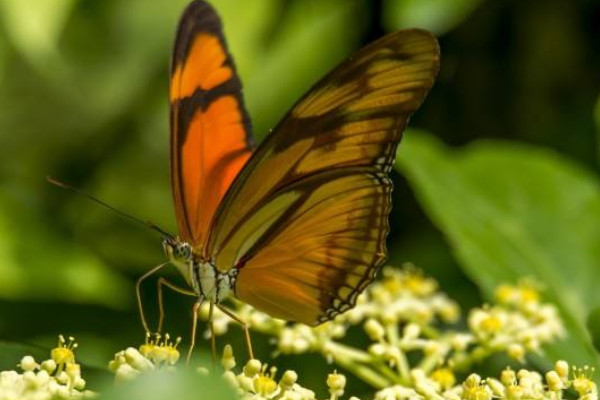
left=170, top=1, right=253, bottom=249
left=178, top=96, right=251, bottom=245
left=170, top=34, right=232, bottom=101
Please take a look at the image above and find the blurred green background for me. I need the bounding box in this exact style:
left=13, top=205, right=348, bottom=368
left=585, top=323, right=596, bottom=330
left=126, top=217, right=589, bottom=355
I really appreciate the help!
left=1, top=0, right=599, bottom=396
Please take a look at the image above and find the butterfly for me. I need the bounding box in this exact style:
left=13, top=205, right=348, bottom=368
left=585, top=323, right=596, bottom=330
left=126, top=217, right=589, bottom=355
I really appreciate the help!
left=140, top=0, right=439, bottom=359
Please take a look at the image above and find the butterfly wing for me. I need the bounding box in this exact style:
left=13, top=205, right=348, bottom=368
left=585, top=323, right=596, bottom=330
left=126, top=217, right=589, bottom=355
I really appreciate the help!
left=170, top=0, right=253, bottom=249
left=208, top=29, right=440, bottom=324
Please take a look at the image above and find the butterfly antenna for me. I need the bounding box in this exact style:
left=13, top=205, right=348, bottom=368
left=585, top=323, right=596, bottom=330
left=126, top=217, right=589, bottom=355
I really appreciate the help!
left=46, top=176, right=175, bottom=239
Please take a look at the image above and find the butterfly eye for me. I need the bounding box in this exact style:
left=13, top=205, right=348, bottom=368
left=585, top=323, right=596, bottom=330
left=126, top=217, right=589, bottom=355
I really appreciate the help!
left=176, top=243, right=192, bottom=260
left=162, top=238, right=191, bottom=262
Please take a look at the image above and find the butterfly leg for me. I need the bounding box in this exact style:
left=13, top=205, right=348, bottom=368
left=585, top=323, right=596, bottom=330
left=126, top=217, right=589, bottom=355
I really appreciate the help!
left=186, top=299, right=202, bottom=364
left=208, top=302, right=218, bottom=367
left=216, top=304, right=255, bottom=360
left=136, top=262, right=169, bottom=333
left=156, top=277, right=195, bottom=333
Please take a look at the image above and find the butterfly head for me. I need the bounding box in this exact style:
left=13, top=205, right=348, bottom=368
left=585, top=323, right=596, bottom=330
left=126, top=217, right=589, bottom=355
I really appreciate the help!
left=162, top=237, right=193, bottom=265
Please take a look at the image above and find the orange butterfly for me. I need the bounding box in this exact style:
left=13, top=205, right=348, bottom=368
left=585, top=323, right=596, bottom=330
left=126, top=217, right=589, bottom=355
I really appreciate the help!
left=140, top=0, right=439, bottom=359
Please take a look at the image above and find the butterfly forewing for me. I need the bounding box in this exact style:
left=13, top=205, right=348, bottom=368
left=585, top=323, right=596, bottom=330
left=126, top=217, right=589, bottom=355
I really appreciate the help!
left=205, top=29, right=440, bottom=325
left=170, top=0, right=253, bottom=250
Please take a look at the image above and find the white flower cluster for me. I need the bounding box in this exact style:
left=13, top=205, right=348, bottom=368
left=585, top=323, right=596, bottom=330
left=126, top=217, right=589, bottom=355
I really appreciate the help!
left=108, top=333, right=181, bottom=382
left=221, top=344, right=321, bottom=400
left=107, top=340, right=350, bottom=400
left=220, top=344, right=359, bottom=400
left=203, top=265, right=565, bottom=389
left=373, top=361, right=597, bottom=400
left=466, top=281, right=565, bottom=362
left=0, top=336, right=94, bottom=400
left=98, top=265, right=585, bottom=400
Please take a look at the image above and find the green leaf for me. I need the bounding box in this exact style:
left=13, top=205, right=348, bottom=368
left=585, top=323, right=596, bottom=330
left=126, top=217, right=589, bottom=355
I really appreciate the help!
left=0, top=341, right=47, bottom=370
left=588, top=308, right=600, bottom=354
left=396, top=131, right=600, bottom=369
left=97, top=368, right=235, bottom=400
left=0, top=0, right=77, bottom=63
left=383, top=0, right=483, bottom=34
left=0, top=195, right=130, bottom=308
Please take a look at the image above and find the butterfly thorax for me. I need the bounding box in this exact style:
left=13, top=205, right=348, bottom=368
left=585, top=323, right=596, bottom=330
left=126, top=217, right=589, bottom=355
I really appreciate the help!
left=162, top=238, right=236, bottom=303
left=192, top=261, right=237, bottom=303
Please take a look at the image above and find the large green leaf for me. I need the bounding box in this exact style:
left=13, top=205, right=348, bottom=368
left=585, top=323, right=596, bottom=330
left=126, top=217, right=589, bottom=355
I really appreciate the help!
left=396, top=131, right=600, bottom=370
left=0, top=341, right=47, bottom=370
left=383, top=0, right=483, bottom=34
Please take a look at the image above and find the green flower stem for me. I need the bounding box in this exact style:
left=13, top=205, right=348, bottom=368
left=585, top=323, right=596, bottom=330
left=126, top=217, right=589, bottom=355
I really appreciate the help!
left=386, top=322, right=400, bottom=345
left=325, top=341, right=372, bottom=364
left=418, top=352, right=443, bottom=374
left=333, top=358, right=393, bottom=389
left=324, top=341, right=404, bottom=387
left=394, top=347, right=411, bottom=383
left=419, top=323, right=441, bottom=339
left=451, top=344, right=497, bottom=371
left=374, top=360, right=406, bottom=386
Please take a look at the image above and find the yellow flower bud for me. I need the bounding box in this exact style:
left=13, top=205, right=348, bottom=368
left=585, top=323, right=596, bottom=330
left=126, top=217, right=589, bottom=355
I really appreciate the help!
left=464, top=373, right=481, bottom=388
left=440, top=302, right=460, bottom=323
left=364, top=319, right=385, bottom=342
left=520, top=285, right=540, bottom=304
left=403, top=323, right=421, bottom=340
left=430, top=368, right=456, bottom=390
left=545, top=371, right=563, bottom=391
left=505, top=384, right=523, bottom=400
left=501, top=368, right=516, bottom=386
left=19, top=356, right=38, bottom=372
left=243, top=359, right=262, bottom=377
left=479, top=315, right=502, bottom=334
left=41, top=359, right=57, bottom=374
left=554, top=360, right=569, bottom=379
left=73, top=377, right=87, bottom=391
left=66, top=362, right=81, bottom=380
left=327, top=372, right=346, bottom=398
left=507, top=344, right=525, bottom=362
left=221, top=344, right=236, bottom=371
left=495, top=285, right=514, bottom=305
left=254, top=375, right=278, bottom=396
left=486, top=378, right=505, bottom=397
left=280, top=370, right=298, bottom=390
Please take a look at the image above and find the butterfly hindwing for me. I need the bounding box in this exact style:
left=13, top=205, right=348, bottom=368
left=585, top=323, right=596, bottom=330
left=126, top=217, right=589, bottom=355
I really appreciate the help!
left=170, top=0, right=253, bottom=249
left=232, top=169, right=391, bottom=324
left=205, top=29, right=440, bottom=324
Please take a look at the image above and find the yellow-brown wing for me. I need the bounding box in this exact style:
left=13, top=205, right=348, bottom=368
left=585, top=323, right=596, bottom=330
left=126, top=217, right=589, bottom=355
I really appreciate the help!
left=170, top=0, right=253, bottom=249
left=207, top=29, right=440, bottom=324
